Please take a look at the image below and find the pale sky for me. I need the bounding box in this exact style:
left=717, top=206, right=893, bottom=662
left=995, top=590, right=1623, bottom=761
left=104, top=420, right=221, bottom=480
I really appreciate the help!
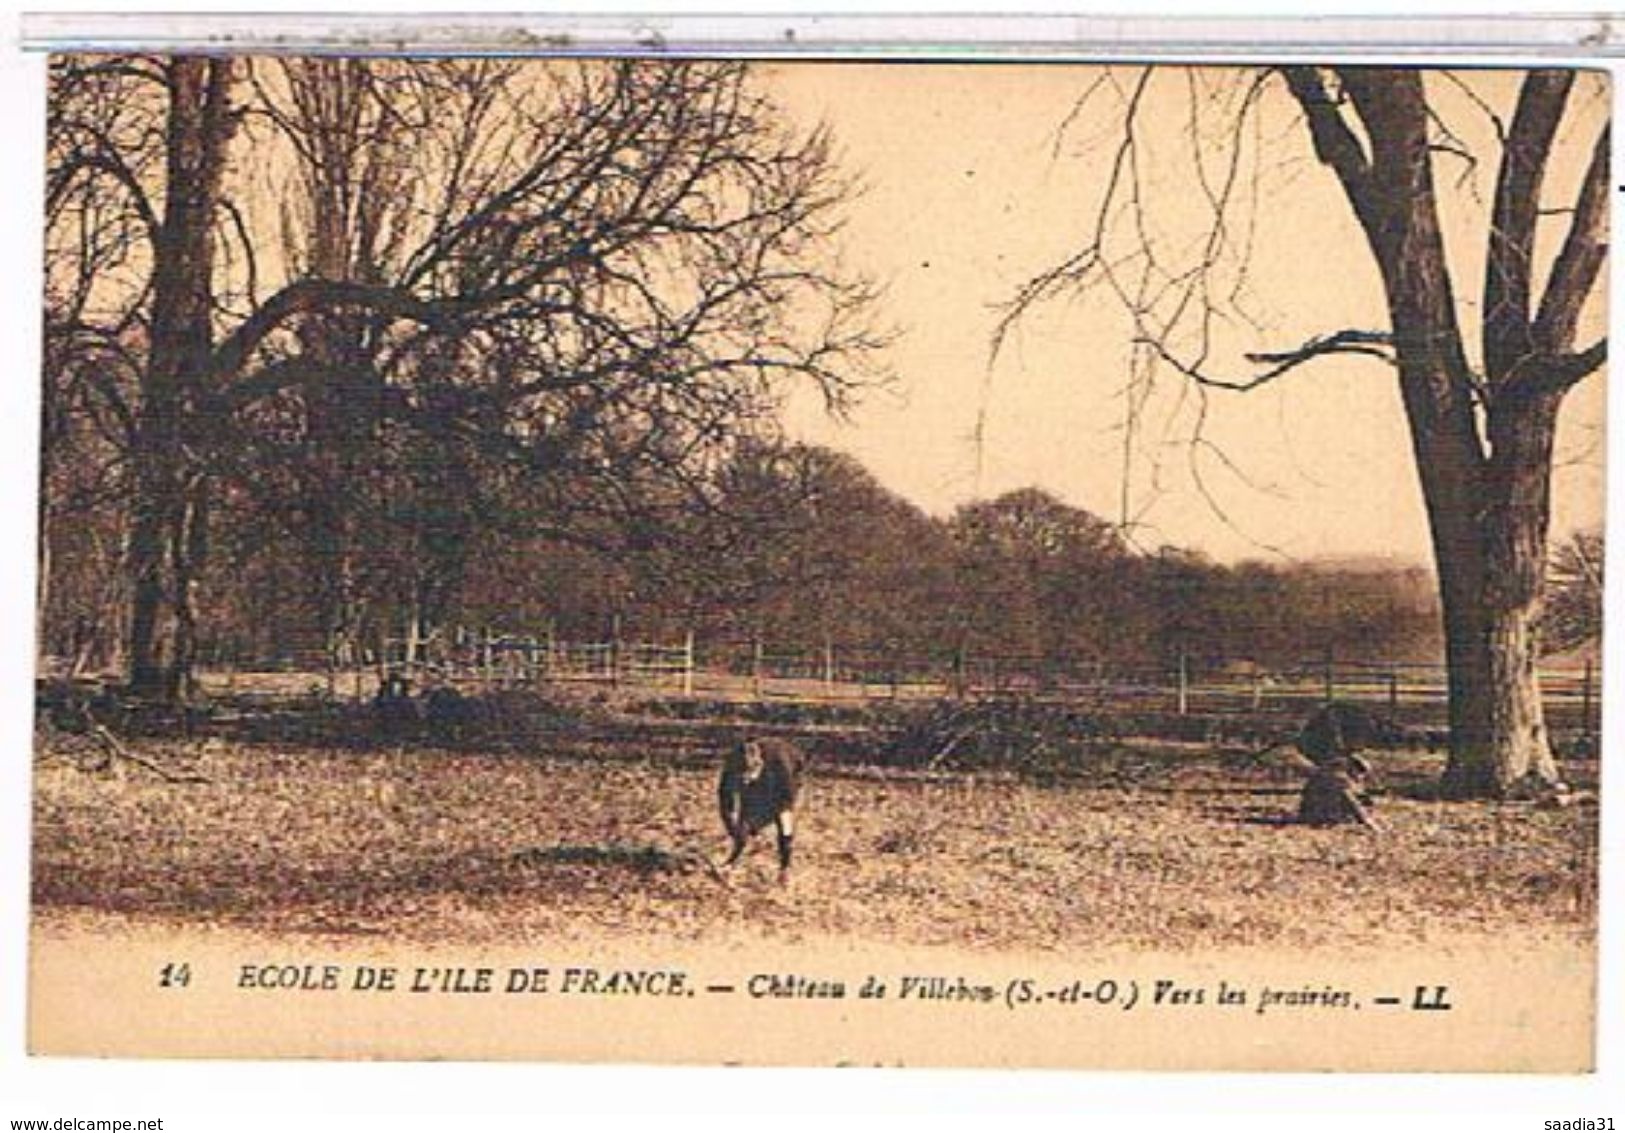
left=766, top=62, right=1608, bottom=566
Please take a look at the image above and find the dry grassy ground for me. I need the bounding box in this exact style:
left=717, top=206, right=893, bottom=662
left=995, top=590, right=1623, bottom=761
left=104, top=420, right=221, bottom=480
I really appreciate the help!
left=30, top=726, right=1598, bottom=954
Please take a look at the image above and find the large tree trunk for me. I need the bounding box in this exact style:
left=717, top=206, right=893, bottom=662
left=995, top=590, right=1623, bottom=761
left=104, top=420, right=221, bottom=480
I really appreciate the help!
left=1432, top=521, right=1559, bottom=798
left=1393, top=365, right=1564, bottom=798
left=301, top=315, right=369, bottom=673
left=126, top=468, right=176, bottom=697
left=1338, top=69, right=1565, bottom=799
left=126, top=58, right=235, bottom=700
left=1449, top=388, right=1566, bottom=795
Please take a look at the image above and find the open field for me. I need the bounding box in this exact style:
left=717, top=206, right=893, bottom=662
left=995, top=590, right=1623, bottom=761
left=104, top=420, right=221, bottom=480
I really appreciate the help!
left=31, top=705, right=1598, bottom=954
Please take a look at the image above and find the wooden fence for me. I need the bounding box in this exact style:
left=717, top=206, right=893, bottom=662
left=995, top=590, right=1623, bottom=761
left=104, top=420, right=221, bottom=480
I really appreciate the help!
left=177, top=628, right=1599, bottom=749
left=378, top=629, right=696, bottom=693
left=339, top=629, right=1599, bottom=743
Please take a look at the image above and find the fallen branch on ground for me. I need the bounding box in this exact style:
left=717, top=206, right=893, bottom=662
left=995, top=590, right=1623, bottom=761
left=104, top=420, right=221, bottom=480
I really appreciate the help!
left=88, top=721, right=211, bottom=784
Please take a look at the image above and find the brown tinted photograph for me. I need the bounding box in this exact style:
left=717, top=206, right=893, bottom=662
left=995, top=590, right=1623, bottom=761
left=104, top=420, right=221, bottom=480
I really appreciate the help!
left=30, top=55, right=1606, bottom=1070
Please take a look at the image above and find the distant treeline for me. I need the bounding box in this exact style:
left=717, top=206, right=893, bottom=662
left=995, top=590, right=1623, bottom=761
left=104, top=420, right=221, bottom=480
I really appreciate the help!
left=490, top=446, right=1447, bottom=672
left=44, top=441, right=1445, bottom=675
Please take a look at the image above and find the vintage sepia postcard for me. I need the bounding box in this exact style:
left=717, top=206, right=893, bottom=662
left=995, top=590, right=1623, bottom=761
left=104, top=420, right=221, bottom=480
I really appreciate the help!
left=28, top=47, right=1607, bottom=1071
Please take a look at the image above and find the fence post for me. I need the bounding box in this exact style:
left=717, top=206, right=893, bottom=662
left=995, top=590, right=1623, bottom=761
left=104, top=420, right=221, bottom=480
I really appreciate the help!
left=1583, top=658, right=1595, bottom=749
left=752, top=637, right=764, bottom=698
left=823, top=638, right=835, bottom=694
left=1388, top=669, right=1399, bottom=715
left=1176, top=648, right=1189, bottom=716
left=1322, top=646, right=1335, bottom=703
left=610, top=615, right=622, bottom=686
left=683, top=630, right=695, bottom=696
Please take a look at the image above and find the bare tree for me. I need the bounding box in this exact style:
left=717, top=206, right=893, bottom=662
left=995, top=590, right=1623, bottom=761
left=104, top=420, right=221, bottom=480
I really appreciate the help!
left=44, top=57, right=883, bottom=699
left=1542, top=528, right=1604, bottom=654
left=949, top=489, right=1127, bottom=665
left=42, top=57, right=171, bottom=674
left=49, top=55, right=242, bottom=700
left=245, top=57, right=423, bottom=671
left=1003, top=67, right=1607, bottom=798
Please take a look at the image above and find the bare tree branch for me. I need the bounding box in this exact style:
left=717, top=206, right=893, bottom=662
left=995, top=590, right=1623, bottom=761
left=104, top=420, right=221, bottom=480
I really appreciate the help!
left=1439, top=69, right=1509, bottom=144
left=1279, top=67, right=1376, bottom=224
left=1509, top=337, right=1610, bottom=400
left=1533, top=121, right=1610, bottom=354
left=1484, top=70, right=1574, bottom=383
left=46, top=148, right=160, bottom=238
left=1136, top=328, right=1395, bottom=391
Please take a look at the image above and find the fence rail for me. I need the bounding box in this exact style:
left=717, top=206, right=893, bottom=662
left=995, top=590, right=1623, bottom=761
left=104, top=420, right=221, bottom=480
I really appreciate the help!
left=166, top=628, right=1599, bottom=748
